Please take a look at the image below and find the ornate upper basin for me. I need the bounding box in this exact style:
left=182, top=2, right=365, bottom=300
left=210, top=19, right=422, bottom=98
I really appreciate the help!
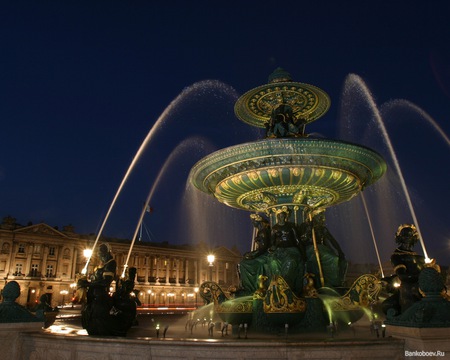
left=189, top=137, right=386, bottom=213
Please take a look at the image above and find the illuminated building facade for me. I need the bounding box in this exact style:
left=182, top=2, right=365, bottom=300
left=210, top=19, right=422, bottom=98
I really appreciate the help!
left=0, top=216, right=241, bottom=308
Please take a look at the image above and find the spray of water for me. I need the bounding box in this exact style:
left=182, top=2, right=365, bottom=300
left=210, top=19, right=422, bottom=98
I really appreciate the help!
left=360, top=193, right=384, bottom=277
left=82, top=80, right=239, bottom=274
left=343, top=74, right=430, bottom=261
left=380, top=99, right=450, bottom=148
left=120, top=136, right=214, bottom=277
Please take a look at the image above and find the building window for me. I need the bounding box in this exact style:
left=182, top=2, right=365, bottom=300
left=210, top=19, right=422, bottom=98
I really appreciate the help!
left=18, top=244, right=25, bottom=254
left=31, top=264, right=39, bottom=277
left=49, top=247, right=55, bottom=256
left=14, top=263, right=23, bottom=276
left=46, top=265, right=54, bottom=277
left=34, top=245, right=41, bottom=254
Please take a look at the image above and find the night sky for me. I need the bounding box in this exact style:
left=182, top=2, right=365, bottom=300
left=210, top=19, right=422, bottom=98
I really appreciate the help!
left=1, top=1, right=450, bottom=266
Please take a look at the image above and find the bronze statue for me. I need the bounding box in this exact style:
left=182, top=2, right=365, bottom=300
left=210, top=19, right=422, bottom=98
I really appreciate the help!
left=243, top=214, right=271, bottom=260
left=382, top=224, right=426, bottom=316
left=0, top=281, right=42, bottom=323
left=78, top=243, right=137, bottom=336
left=266, top=208, right=306, bottom=295
left=266, top=103, right=306, bottom=138
left=300, top=210, right=347, bottom=288
left=238, top=214, right=271, bottom=294
left=32, top=293, right=58, bottom=328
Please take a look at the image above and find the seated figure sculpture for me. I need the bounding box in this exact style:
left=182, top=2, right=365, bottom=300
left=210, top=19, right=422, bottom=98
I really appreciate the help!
left=266, top=207, right=306, bottom=295
left=300, top=210, right=348, bottom=289
left=238, top=214, right=271, bottom=295
left=237, top=209, right=306, bottom=296
left=266, top=103, right=306, bottom=138
left=382, top=224, right=426, bottom=316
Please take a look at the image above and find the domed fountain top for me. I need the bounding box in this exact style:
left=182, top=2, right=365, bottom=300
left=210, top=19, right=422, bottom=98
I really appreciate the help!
left=190, top=69, right=386, bottom=215
left=234, top=68, right=331, bottom=131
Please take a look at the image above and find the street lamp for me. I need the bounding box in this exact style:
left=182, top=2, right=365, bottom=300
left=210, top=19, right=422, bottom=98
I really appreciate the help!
left=60, top=289, right=69, bottom=307
left=194, top=287, right=199, bottom=308
left=207, top=254, right=215, bottom=281
left=81, top=248, right=93, bottom=275
left=70, top=282, right=77, bottom=308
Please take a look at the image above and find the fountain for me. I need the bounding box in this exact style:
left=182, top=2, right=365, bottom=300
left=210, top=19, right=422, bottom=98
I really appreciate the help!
left=190, top=68, right=387, bottom=332
left=5, top=69, right=432, bottom=359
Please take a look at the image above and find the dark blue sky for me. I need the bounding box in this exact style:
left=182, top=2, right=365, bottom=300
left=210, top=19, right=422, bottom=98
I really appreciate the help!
left=1, top=1, right=449, bottom=264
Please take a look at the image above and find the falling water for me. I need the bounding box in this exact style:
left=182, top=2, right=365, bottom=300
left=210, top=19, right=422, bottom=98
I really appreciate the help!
left=360, top=193, right=384, bottom=278
left=380, top=99, right=450, bottom=148
left=181, top=182, right=252, bottom=253
left=341, top=74, right=430, bottom=261
left=83, top=80, right=241, bottom=273
left=121, top=136, right=216, bottom=277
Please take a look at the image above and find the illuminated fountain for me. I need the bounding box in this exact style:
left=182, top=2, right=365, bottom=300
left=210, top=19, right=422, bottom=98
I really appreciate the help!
left=190, top=68, right=387, bottom=332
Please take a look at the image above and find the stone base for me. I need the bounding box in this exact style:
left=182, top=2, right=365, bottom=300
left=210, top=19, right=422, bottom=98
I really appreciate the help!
left=21, top=332, right=405, bottom=360
left=386, top=325, right=450, bottom=359
left=0, top=322, right=43, bottom=359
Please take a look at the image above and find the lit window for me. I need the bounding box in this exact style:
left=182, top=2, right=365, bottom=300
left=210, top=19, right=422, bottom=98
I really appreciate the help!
left=31, top=264, right=39, bottom=276
left=46, top=265, right=53, bottom=277
left=15, top=263, right=23, bottom=275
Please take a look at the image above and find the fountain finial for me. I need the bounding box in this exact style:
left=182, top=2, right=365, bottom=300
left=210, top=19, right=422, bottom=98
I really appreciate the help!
left=268, top=68, right=292, bottom=83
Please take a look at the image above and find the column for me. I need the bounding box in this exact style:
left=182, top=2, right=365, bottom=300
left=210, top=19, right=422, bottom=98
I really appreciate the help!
left=55, top=245, right=64, bottom=278
left=134, top=254, right=139, bottom=283
left=215, top=262, right=219, bottom=284
left=223, top=261, right=227, bottom=285
left=41, top=246, right=48, bottom=278
left=155, top=257, right=160, bottom=284
left=175, top=258, right=180, bottom=286
left=145, top=255, right=150, bottom=284
left=184, top=259, right=189, bottom=284
left=71, top=248, right=77, bottom=279
left=165, top=257, right=170, bottom=285
left=194, top=260, right=199, bottom=285
left=24, top=244, right=33, bottom=276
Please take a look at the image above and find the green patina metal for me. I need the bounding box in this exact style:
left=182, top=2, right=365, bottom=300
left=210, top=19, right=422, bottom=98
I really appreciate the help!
left=190, top=68, right=386, bottom=216
left=190, top=137, right=386, bottom=213
left=234, top=67, right=331, bottom=129
left=0, top=281, right=42, bottom=323
left=189, top=69, right=388, bottom=331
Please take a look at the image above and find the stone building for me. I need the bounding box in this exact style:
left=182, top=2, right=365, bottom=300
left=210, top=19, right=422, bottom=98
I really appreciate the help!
left=0, top=216, right=242, bottom=308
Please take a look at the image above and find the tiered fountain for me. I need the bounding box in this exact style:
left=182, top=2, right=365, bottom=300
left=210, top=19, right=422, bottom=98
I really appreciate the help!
left=190, top=68, right=387, bottom=332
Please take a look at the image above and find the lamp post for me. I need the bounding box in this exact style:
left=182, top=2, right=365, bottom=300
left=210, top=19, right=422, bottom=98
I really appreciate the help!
left=60, top=289, right=69, bottom=307
left=194, top=287, right=199, bottom=308
left=207, top=254, right=215, bottom=282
